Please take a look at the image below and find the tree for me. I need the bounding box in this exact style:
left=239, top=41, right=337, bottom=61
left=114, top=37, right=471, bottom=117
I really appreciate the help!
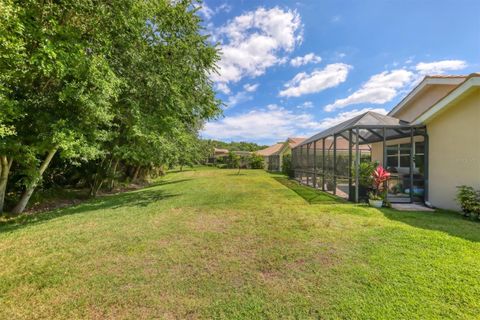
left=249, top=154, right=265, bottom=169
left=1, top=0, right=222, bottom=212
left=0, top=0, right=25, bottom=212
left=227, top=151, right=241, bottom=174
left=4, top=1, right=126, bottom=213
left=282, top=154, right=294, bottom=177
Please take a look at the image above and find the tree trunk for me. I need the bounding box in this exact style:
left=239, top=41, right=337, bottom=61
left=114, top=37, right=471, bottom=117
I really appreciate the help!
left=108, top=158, right=120, bottom=191
left=90, top=157, right=106, bottom=197
left=11, top=147, right=57, bottom=214
left=132, top=166, right=141, bottom=182
left=0, top=156, right=13, bottom=213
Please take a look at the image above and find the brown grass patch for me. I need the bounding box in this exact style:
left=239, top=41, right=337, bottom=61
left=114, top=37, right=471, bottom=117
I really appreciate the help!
left=187, top=213, right=231, bottom=233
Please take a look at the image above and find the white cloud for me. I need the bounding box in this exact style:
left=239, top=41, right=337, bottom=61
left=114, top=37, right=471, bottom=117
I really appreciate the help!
left=198, top=2, right=231, bottom=21
left=324, top=69, right=414, bottom=112
left=216, top=83, right=231, bottom=95
left=243, top=83, right=259, bottom=92
left=202, top=105, right=314, bottom=142
left=225, top=91, right=252, bottom=108
left=198, top=3, right=214, bottom=20
left=222, top=83, right=258, bottom=108
left=290, top=53, right=322, bottom=67
left=318, top=107, right=388, bottom=129
left=404, top=56, right=415, bottom=64
left=202, top=105, right=388, bottom=143
left=212, top=7, right=303, bottom=84
left=279, top=63, right=351, bottom=98
left=296, top=101, right=313, bottom=109
left=217, top=3, right=232, bottom=14
left=415, top=60, right=467, bottom=75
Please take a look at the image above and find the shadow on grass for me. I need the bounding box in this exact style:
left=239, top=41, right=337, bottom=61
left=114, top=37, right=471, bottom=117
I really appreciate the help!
left=274, top=177, right=347, bottom=205
left=151, top=178, right=192, bottom=187
left=382, top=208, right=480, bottom=243
left=167, top=169, right=194, bottom=174
left=0, top=184, right=183, bottom=234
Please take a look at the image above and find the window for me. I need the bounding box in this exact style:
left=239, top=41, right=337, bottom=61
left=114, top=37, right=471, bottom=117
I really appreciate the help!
left=385, top=141, right=424, bottom=169
left=414, top=141, right=425, bottom=173
left=386, top=145, right=399, bottom=167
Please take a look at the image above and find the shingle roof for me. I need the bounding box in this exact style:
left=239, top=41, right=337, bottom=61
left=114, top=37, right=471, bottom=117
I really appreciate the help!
left=288, top=137, right=306, bottom=148
left=256, top=143, right=284, bottom=156
left=214, top=148, right=229, bottom=154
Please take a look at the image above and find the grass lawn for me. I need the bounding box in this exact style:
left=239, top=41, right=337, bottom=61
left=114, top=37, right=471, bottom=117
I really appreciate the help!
left=1, top=168, right=479, bottom=319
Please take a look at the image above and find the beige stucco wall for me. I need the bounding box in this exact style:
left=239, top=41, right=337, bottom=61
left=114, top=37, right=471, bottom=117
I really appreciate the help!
left=393, top=85, right=457, bottom=122
left=427, top=89, right=480, bottom=211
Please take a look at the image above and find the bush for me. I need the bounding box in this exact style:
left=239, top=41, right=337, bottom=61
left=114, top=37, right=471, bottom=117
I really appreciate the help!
left=456, top=185, right=480, bottom=219
left=352, top=161, right=378, bottom=188
left=226, top=152, right=240, bottom=169
left=282, top=154, right=294, bottom=177
left=249, top=154, right=264, bottom=169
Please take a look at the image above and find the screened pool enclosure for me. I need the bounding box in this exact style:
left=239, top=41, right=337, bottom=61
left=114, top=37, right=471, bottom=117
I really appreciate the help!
left=292, top=112, right=428, bottom=203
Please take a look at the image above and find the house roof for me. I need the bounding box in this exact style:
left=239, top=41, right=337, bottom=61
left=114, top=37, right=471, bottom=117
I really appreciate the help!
left=287, top=137, right=306, bottom=148
left=388, top=75, right=467, bottom=117
left=256, top=137, right=307, bottom=156
left=256, top=143, right=284, bottom=156
left=413, top=73, right=480, bottom=124
left=233, top=150, right=252, bottom=156
left=295, top=111, right=408, bottom=148
left=214, top=148, right=229, bottom=154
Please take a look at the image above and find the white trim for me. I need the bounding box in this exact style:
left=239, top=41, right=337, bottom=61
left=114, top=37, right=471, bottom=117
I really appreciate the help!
left=388, top=77, right=465, bottom=117
left=413, top=77, right=480, bottom=125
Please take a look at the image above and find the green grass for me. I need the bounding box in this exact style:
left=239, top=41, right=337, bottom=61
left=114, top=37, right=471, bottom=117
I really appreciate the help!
left=0, top=168, right=479, bottom=319
left=273, top=176, right=346, bottom=204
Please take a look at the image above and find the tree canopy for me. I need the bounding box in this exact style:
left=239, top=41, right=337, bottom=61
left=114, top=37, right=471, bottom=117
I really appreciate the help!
left=0, top=0, right=222, bottom=213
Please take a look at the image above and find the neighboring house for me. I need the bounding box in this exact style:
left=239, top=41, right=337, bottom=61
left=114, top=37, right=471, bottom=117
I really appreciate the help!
left=209, top=148, right=253, bottom=167
left=211, top=148, right=229, bottom=161
left=257, top=137, right=305, bottom=172
left=233, top=150, right=253, bottom=168
left=292, top=73, right=479, bottom=211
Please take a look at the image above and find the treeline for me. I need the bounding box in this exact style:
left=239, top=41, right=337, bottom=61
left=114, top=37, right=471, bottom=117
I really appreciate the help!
left=210, top=140, right=268, bottom=152
left=0, top=0, right=221, bottom=213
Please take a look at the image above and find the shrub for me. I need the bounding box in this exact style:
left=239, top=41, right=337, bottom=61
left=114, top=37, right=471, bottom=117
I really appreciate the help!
left=282, top=154, right=294, bottom=177
left=352, top=161, right=378, bottom=188
left=226, top=152, right=240, bottom=169
left=369, top=166, right=390, bottom=200
left=456, top=185, right=480, bottom=219
left=249, top=154, right=264, bottom=169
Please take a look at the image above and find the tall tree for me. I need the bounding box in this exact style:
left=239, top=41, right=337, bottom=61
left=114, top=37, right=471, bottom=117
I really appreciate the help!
left=1, top=0, right=221, bottom=213
left=4, top=1, right=121, bottom=213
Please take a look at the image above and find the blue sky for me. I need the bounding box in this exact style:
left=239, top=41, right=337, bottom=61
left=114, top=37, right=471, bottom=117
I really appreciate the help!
left=198, top=0, right=480, bottom=145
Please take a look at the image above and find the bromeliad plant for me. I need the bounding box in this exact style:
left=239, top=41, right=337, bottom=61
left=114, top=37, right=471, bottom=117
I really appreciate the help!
left=369, top=166, right=391, bottom=200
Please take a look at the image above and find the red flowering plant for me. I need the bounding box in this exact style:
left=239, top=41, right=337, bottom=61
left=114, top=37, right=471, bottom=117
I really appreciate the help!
left=368, top=166, right=391, bottom=200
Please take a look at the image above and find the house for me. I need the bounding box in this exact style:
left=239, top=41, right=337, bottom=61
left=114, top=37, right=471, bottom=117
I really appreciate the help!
left=292, top=73, right=479, bottom=211
left=208, top=147, right=229, bottom=163
left=379, top=73, right=480, bottom=210
left=256, top=137, right=305, bottom=172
